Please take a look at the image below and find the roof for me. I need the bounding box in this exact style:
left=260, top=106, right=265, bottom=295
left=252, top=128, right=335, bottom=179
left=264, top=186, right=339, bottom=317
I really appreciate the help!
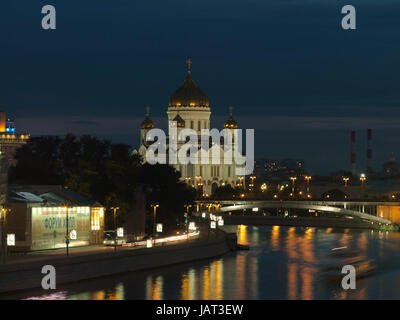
left=169, top=74, right=210, bottom=108
left=9, top=191, right=44, bottom=203
left=8, top=185, right=102, bottom=206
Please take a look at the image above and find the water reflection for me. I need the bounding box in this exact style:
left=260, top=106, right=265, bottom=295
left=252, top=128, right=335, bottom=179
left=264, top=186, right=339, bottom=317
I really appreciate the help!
left=14, top=225, right=400, bottom=300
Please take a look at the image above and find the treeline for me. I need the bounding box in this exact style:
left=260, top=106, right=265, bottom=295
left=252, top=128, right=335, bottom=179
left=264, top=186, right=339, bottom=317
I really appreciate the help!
left=9, top=134, right=195, bottom=230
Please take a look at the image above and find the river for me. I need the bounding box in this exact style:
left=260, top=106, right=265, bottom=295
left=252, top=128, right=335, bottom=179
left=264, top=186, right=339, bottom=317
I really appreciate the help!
left=7, top=225, right=400, bottom=300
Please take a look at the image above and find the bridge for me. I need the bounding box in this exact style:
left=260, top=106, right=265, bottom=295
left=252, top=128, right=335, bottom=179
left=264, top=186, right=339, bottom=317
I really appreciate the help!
left=196, top=200, right=400, bottom=227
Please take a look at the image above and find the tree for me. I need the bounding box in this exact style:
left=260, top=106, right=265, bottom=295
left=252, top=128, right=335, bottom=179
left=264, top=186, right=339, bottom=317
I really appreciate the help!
left=9, top=134, right=195, bottom=232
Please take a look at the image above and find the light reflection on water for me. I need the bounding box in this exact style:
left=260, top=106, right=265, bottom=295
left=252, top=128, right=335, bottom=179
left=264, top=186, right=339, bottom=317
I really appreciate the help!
left=12, top=226, right=400, bottom=300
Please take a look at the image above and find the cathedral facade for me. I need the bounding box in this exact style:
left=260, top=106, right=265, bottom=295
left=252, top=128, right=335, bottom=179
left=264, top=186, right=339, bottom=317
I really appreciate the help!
left=137, top=60, right=243, bottom=195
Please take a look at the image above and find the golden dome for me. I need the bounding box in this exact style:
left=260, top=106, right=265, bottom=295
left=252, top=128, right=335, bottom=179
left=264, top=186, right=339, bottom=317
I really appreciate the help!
left=224, top=106, right=238, bottom=129
left=173, top=114, right=185, bottom=128
left=169, top=59, right=210, bottom=108
left=141, top=106, right=154, bottom=129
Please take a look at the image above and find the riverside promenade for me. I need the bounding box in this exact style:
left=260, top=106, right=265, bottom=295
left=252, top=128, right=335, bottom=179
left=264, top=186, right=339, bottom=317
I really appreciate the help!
left=0, top=230, right=237, bottom=295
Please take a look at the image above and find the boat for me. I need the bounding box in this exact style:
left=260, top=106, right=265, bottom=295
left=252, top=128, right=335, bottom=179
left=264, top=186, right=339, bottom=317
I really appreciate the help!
left=320, top=247, right=377, bottom=282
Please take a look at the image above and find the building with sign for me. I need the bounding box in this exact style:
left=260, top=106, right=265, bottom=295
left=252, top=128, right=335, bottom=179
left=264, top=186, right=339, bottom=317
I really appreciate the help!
left=6, top=185, right=105, bottom=251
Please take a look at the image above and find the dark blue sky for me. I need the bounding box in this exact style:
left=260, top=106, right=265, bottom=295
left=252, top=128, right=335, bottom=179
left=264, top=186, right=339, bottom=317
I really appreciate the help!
left=1, top=0, right=400, bottom=174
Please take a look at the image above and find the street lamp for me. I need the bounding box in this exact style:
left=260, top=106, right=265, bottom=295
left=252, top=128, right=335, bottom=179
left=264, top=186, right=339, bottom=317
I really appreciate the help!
left=249, top=175, right=256, bottom=192
left=195, top=176, right=202, bottom=187
left=360, top=173, right=366, bottom=187
left=151, top=203, right=159, bottom=246
left=63, top=205, right=70, bottom=256
left=343, top=176, right=349, bottom=187
left=1, top=207, right=11, bottom=264
left=261, top=183, right=267, bottom=192
left=184, top=204, right=192, bottom=240
left=304, top=175, right=312, bottom=195
left=238, top=176, right=244, bottom=188
left=111, top=206, right=120, bottom=253
left=290, top=177, right=297, bottom=194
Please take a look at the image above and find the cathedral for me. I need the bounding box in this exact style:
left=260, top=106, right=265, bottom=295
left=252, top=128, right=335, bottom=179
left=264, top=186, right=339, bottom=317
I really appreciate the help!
left=137, top=59, right=243, bottom=195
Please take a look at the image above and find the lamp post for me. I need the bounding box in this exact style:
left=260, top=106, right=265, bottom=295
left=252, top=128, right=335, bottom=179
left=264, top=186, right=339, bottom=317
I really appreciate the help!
left=304, top=175, right=312, bottom=196
left=360, top=173, right=366, bottom=187
left=151, top=204, right=159, bottom=246
left=1, top=207, right=10, bottom=264
left=238, top=176, right=244, bottom=189
left=290, top=177, right=297, bottom=194
left=249, top=175, right=256, bottom=192
left=184, top=204, right=192, bottom=240
left=111, top=206, right=119, bottom=253
left=64, top=205, right=69, bottom=256
left=360, top=174, right=367, bottom=199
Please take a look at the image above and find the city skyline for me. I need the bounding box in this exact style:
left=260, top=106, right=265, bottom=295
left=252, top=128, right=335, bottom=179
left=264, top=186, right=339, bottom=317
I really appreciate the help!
left=1, top=0, right=400, bottom=173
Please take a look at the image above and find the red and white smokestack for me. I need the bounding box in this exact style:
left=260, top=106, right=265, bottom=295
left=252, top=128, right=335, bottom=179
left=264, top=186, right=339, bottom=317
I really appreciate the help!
left=367, top=128, right=372, bottom=173
left=351, top=131, right=356, bottom=175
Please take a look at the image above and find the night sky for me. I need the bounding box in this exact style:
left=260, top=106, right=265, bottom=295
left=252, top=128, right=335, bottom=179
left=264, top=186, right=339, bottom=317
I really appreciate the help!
left=1, top=0, right=400, bottom=174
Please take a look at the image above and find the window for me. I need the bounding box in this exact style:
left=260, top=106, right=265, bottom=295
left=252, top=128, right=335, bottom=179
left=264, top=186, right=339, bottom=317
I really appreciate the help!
left=91, top=207, right=104, bottom=231
left=191, top=121, right=194, bottom=129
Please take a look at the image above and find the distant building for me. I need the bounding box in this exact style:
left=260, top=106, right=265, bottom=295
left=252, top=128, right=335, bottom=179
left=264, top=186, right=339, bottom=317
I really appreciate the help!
left=136, top=60, right=244, bottom=195
left=254, top=158, right=305, bottom=179
left=6, top=185, right=105, bottom=251
left=0, top=111, right=29, bottom=166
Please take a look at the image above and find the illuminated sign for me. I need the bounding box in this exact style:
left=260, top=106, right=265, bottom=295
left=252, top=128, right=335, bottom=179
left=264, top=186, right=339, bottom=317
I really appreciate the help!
left=146, top=239, right=153, bottom=248
left=69, top=230, right=77, bottom=240
left=156, top=223, right=163, bottom=233
left=7, top=234, right=15, bottom=246
left=201, top=212, right=206, bottom=218
left=218, top=219, right=224, bottom=226
left=117, top=227, right=124, bottom=237
left=31, top=206, right=90, bottom=250
left=210, top=221, right=216, bottom=229
left=188, top=222, right=196, bottom=231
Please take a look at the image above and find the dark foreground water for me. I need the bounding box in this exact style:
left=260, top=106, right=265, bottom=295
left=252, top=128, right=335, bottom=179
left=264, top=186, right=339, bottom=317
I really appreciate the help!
left=7, top=225, right=400, bottom=300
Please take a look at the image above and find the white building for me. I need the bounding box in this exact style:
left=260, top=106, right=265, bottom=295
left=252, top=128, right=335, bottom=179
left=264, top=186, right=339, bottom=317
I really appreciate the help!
left=137, top=60, right=244, bottom=195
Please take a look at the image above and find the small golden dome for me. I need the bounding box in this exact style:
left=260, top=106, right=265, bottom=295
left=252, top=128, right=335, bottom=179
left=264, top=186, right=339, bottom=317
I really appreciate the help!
left=173, top=114, right=185, bottom=128
left=224, top=106, right=238, bottom=129
left=141, top=106, right=154, bottom=129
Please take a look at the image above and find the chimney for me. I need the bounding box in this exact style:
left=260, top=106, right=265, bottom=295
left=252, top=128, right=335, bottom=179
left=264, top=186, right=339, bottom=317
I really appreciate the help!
left=351, top=131, right=356, bottom=175
left=367, top=128, right=372, bottom=173
left=0, top=111, right=5, bottom=133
